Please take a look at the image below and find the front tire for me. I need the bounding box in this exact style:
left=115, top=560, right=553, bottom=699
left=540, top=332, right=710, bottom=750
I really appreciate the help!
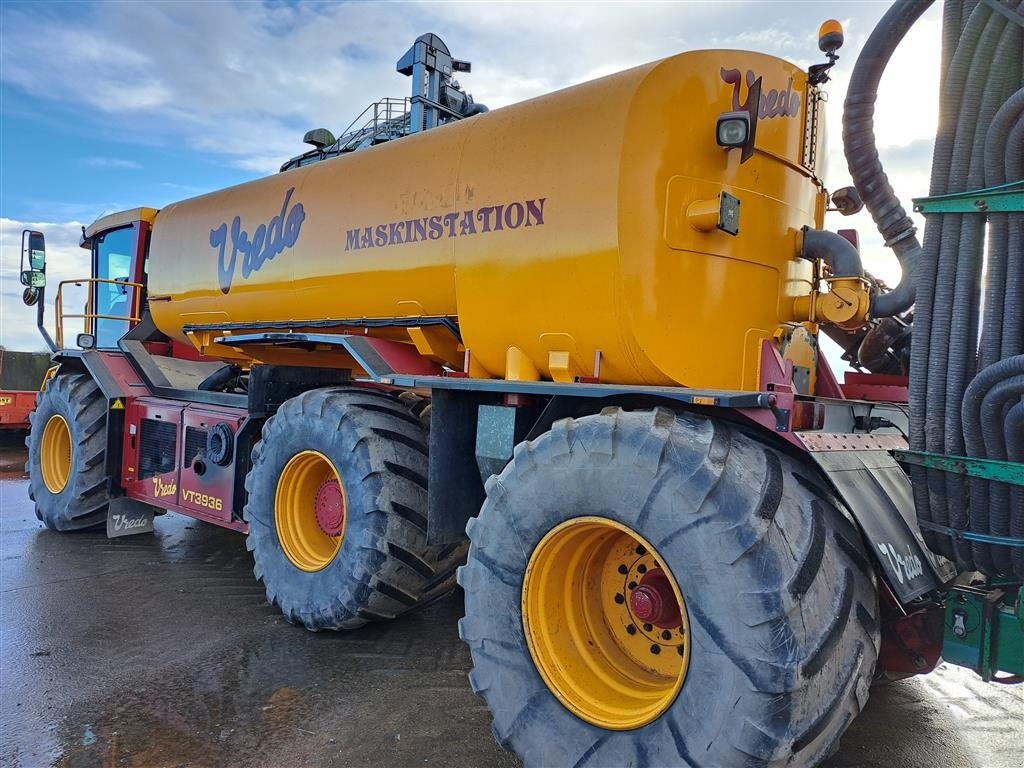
left=26, top=373, right=112, bottom=531
left=244, top=387, right=466, bottom=631
left=459, top=408, right=879, bottom=767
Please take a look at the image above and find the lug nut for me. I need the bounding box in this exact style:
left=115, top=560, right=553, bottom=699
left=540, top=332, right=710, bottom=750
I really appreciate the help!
left=626, top=624, right=637, bottom=635
left=628, top=581, right=637, bottom=590
left=650, top=644, right=661, bottom=655
left=661, top=630, right=672, bottom=640
left=643, top=623, right=653, bottom=632
left=618, top=564, right=628, bottom=575
left=614, top=593, right=625, bottom=604
left=635, top=545, right=646, bottom=555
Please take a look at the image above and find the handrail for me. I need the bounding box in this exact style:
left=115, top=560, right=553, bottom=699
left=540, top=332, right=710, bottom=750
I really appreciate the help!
left=54, top=277, right=143, bottom=348
left=334, top=97, right=411, bottom=152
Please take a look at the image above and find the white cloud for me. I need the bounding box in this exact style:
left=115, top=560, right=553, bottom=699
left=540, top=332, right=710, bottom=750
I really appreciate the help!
left=0, top=219, right=90, bottom=352
left=1, top=1, right=920, bottom=175
left=0, top=1, right=946, bottom=371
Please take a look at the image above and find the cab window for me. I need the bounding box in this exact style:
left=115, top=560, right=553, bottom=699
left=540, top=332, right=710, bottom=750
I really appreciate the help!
left=94, top=227, right=135, bottom=348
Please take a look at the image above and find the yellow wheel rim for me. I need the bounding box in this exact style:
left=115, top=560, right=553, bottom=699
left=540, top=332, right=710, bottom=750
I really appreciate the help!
left=40, top=414, right=72, bottom=494
left=522, top=516, right=691, bottom=730
left=274, top=450, right=346, bottom=572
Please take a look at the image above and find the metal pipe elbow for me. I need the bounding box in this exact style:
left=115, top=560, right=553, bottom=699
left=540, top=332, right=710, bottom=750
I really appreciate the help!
left=802, top=228, right=864, bottom=278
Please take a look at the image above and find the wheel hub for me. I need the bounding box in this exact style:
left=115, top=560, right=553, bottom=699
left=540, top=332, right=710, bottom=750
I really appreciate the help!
left=629, top=569, right=681, bottom=629
left=314, top=479, right=345, bottom=536
left=274, top=451, right=345, bottom=572
left=521, top=517, right=691, bottom=730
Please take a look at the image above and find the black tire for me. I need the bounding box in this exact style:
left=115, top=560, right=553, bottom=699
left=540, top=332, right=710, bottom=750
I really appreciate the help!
left=244, top=386, right=467, bottom=631
left=459, top=408, right=879, bottom=767
left=26, top=373, right=112, bottom=531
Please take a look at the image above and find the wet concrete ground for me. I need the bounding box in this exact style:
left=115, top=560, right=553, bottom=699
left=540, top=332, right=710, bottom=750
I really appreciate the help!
left=1, top=434, right=1021, bottom=768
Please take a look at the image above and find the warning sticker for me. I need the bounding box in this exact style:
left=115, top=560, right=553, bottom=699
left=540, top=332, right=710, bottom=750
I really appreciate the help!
left=111, top=399, right=124, bottom=410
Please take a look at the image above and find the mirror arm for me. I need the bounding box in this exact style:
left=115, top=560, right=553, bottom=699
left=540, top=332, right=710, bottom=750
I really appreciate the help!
left=36, top=285, right=57, bottom=353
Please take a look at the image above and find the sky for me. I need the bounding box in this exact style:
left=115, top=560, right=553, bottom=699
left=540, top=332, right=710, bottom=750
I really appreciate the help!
left=0, top=0, right=942, bottom=356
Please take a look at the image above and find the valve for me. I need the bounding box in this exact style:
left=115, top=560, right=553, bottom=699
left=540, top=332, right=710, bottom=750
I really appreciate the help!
left=794, top=276, right=872, bottom=331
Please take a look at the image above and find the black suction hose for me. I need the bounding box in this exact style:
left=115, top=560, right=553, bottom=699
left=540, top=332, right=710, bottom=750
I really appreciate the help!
left=940, top=9, right=1015, bottom=556
left=962, top=356, right=1024, bottom=571
left=849, top=0, right=1024, bottom=576
left=922, top=3, right=1007, bottom=563
left=843, top=0, right=934, bottom=319
left=1002, top=115, right=1024, bottom=358
left=1006, top=400, right=1024, bottom=574
left=979, top=375, right=1024, bottom=573
left=980, top=90, right=1024, bottom=369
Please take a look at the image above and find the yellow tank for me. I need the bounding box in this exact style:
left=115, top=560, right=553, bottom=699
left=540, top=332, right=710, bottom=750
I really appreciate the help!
left=148, top=49, right=826, bottom=391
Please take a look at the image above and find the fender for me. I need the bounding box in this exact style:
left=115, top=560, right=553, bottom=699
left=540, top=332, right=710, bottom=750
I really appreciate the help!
left=50, top=348, right=149, bottom=495
left=807, top=448, right=955, bottom=603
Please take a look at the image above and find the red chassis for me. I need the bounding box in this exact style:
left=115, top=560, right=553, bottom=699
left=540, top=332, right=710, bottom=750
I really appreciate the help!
left=85, top=349, right=250, bottom=532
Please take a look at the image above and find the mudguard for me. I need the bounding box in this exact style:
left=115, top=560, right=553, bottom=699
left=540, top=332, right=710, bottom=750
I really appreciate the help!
left=808, top=449, right=956, bottom=604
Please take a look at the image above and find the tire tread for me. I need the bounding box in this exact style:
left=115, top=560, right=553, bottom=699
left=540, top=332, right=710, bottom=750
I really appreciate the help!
left=244, top=386, right=467, bottom=631
left=460, top=407, right=879, bottom=767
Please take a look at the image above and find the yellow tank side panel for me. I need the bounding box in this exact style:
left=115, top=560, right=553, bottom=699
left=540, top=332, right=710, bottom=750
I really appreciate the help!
left=149, top=127, right=467, bottom=336
left=454, top=63, right=656, bottom=381
left=147, top=48, right=824, bottom=392
left=617, top=51, right=822, bottom=390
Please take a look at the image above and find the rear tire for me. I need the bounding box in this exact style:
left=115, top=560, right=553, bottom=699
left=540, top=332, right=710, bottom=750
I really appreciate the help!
left=26, top=373, right=112, bottom=531
left=459, top=408, right=879, bottom=767
left=244, top=386, right=466, bottom=631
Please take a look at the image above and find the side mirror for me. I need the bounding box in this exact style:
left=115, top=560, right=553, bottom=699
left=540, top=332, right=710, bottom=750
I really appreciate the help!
left=24, top=229, right=46, bottom=271
left=20, top=230, right=47, bottom=298
left=20, top=270, right=46, bottom=288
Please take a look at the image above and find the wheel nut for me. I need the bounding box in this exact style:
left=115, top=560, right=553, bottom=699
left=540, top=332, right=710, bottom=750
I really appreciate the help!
left=618, top=564, right=628, bottom=575
left=626, top=624, right=637, bottom=635
left=650, top=645, right=660, bottom=655
left=614, top=593, right=625, bottom=604
left=661, top=630, right=672, bottom=640
left=635, top=545, right=646, bottom=555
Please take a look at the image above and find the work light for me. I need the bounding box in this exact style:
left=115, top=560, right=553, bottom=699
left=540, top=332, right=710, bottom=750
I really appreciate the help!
left=716, top=112, right=750, bottom=148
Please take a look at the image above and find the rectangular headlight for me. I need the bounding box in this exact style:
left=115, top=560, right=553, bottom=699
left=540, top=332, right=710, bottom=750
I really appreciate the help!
left=716, top=112, right=750, bottom=148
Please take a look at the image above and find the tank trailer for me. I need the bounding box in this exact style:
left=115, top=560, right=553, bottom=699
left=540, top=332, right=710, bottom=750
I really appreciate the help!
left=18, top=6, right=1024, bottom=766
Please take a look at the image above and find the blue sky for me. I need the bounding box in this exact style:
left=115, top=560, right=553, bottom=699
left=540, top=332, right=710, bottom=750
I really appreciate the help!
left=1, top=0, right=940, bottom=352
